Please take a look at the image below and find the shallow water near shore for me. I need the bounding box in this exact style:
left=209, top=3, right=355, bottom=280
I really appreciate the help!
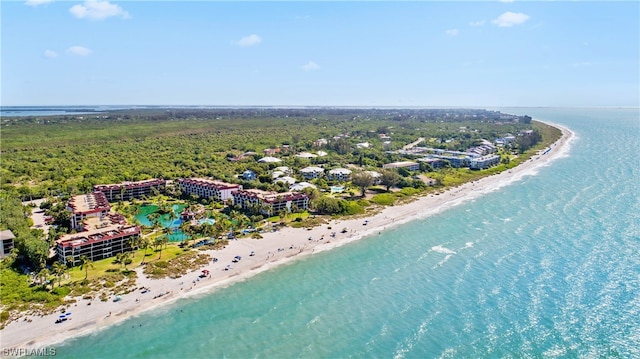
left=51, top=108, right=639, bottom=358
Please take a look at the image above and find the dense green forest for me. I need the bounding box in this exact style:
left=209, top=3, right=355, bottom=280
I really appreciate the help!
left=1, top=108, right=540, bottom=199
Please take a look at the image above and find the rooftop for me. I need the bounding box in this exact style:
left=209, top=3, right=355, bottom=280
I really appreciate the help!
left=57, top=225, right=140, bottom=249
left=0, top=230, right=16, bottom=241
left=93, top=178, right=165, bottom=191
left=67, top=192, right=111, bottom=214
left=178, top=178, right=241, bottom=190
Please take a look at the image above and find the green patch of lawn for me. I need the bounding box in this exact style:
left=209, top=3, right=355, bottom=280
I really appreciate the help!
left=143, top=250, right=211, bottom=279
left=370, top=193, right=396, bottom=206
left=66, top=244, right=189, bottom=282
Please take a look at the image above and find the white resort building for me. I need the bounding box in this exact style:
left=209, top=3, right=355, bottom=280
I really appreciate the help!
left=231, top=189, right=309, bottom=216
left=469, top=154, right=501, bottom=170
left=177, top=178, right=242, bottom=202
left=300, top=166, right=325, bottom=180
left=0, top=230, right=15, bottom=259
left=327, top=168, right=352, bottom=182
left=382, top=161, right=420, bottom=171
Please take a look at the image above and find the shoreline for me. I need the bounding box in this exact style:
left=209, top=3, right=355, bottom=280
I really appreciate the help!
left=0, top=121, right=576, bottom=352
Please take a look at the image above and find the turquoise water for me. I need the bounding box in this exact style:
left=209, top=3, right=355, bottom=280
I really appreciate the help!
left=134, top=204, right=189, bottom=242
left=134, top=204, right=186, bottom=228
left=52, top=108, right=639, bottom=358
left=197, top=218, right=215, bottom=226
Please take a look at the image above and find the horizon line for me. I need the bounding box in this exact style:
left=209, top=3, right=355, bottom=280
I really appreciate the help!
left=2, top=105, right=639, bottom=110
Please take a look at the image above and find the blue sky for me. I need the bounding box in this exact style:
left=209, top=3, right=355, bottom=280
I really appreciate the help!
left=2, top=1, right=638, bottom=107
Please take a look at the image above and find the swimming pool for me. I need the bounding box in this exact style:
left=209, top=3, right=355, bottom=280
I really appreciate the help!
left=198, top=218, right=216, bottom=225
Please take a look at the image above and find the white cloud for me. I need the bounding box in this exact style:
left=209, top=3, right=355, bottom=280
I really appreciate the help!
left=301, top=61, right=320, bottom=71
left=235, top=34, right=262, bottom=47
left=469, top=20, right=486, bottom=27
left=43, top=50, right=58, bottom=58
left=69, top=0, right=130, bottom=20
left=25, top=0, right=53, bottom=6
left=492, top=11, right=530, bottom=27
left=446, top=29, right=459, bottom=37
left=66, top=46, right=92, bottom=56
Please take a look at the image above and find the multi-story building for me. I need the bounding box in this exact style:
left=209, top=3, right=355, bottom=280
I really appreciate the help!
left=177, top=178, right=242, bottom=202
left=93, top=179, right=166, bottom=202
left=430, top=154, right=471, bottom=168
left=56, top=225, right=141, bottom=266
left=67, top=192, right=112, bottom=230
left=300, top=166, right=325, bottom=180
left=0, top=230, right=15, bottom=259
left=470, top=154, right=501, bottom=170
left=327, top=168, right=352, bottom=182
left=231, top=189, right=309, bottom=216
left=382, top=161, right=420, bottom=171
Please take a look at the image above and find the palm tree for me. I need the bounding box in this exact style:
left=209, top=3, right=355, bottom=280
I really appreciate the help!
left=52, top=262, right=66, bottom=287
left=156, top=235, right=169, bottom=259
left=161, top=227, right=173, bottom=248
left=78, top=255, right=94, bottom=280
left=201, top=222, right=216, bottom=239
left=37, top=267, right=50, bottom=289
left=147, top=212, right=162, bottom=252
left=147, top=212, right=162, bottom=235
left=179, top=220, right=193, bottom=247
left=65, top=255, right=75, bottom=267
left=214, top=214, right=232, bottom=237
left=138, top=236, right=150, bottom=265
left=166, top=206, right=178, bottom=226
left=230, top=211, right=251, bottom=231
left=115, top=252, right=125, bottom=267
left=119, top=251, right=133, bottom=270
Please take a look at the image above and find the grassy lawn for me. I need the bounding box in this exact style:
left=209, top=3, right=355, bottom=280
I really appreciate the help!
left=66, top=244, right=188, bottom=282
left=266, top=211, right=310, bottom=223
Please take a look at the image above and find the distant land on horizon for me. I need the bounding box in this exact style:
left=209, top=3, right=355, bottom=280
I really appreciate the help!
left=2, top=104, right=637, bottom=112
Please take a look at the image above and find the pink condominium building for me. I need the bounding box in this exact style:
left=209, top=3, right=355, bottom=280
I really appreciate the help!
left=56, top=225, right=140, bottom=266
left=231, top=189, right=309, bottom=216
left=93, top=179, right=166, bottom=202
left=66, top=192, right=112, bottom=230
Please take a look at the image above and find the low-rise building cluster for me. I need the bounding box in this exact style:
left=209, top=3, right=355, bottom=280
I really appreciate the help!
left=52, top=127, right=518, bottom=267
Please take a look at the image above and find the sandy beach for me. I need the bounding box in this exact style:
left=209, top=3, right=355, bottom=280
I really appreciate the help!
left=0, top=122, right=575, bottom=352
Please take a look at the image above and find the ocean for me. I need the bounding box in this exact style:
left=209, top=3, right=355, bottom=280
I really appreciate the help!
left=50, top=108, right=639, bottom=358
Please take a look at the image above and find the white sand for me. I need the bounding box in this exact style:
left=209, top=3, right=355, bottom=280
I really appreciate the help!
left=0, top=123, right=575, bottom=352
